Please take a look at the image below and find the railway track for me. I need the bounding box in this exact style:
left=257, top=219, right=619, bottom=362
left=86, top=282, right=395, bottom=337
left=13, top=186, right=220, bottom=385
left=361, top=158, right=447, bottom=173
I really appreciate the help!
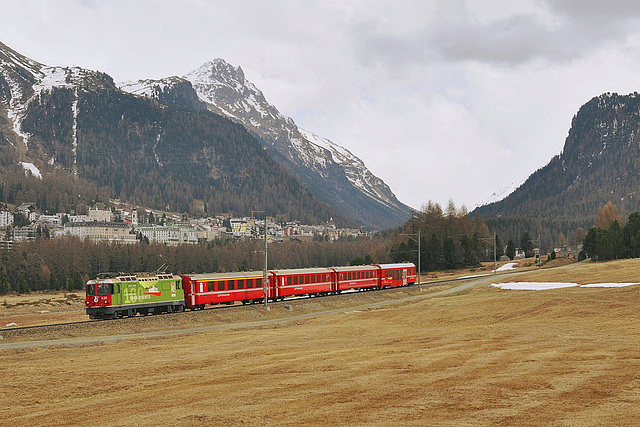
left=0, top=271, right=523, bottom=335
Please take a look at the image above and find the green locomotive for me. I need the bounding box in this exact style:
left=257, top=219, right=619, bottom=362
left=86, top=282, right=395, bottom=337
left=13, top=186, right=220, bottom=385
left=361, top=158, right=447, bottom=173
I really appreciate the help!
left=85, top=272, right=185, bottom=319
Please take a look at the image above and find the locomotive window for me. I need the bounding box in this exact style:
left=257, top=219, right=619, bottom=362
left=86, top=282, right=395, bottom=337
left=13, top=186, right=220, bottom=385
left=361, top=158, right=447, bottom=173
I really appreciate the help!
left=97, top=283, right=113, bottom=295
left=228, top=280, right=235, bottom=290
left=86, top=284, right=95, bottom=296
left=238, top=279, right=245, bottom=289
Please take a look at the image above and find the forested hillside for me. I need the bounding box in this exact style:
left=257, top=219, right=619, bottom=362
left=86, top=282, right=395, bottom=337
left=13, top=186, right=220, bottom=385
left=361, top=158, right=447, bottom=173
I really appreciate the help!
left=475, top=92, right=640, bottom=249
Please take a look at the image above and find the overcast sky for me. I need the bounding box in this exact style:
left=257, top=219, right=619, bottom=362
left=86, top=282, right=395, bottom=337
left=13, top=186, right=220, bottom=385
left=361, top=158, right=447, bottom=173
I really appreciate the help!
left=3, top=0, right=640, bottom=211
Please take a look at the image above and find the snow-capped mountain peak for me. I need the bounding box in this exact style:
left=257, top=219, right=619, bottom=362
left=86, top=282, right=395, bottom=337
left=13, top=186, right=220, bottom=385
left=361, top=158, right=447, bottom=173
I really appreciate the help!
left=116, top=57, right=411, bottom=227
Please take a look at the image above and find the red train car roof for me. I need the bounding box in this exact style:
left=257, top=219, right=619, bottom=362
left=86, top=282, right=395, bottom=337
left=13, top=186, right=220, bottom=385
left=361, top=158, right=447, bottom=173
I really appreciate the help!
left=269, top=267, right=334, bottom=275
left=182, top=271, right=265, bottom=280
left=376, top=263, right=416, bottom=269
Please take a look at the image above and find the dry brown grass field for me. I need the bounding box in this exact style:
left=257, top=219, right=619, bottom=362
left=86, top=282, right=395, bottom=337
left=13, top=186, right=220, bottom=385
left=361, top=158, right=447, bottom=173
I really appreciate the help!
left=1, top=258, right=639, bottom=426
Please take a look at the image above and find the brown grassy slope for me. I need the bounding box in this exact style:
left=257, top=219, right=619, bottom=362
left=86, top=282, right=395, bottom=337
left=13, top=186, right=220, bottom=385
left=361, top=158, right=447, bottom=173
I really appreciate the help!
left=0, top=261, right=639, bottom=426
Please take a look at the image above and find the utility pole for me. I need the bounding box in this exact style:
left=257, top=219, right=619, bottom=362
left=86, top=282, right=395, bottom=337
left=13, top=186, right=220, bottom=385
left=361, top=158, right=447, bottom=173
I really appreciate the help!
left=263, top=213, right=268, bottom=308
left=252, top=210, right=269, bottom=309
left=478, top=233, right=497, bottom=274
left=400, top=227, right=421, bottom=290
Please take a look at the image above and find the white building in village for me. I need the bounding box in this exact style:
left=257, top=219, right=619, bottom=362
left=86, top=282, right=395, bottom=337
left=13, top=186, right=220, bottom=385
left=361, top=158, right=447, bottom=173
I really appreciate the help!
left=64, top=222, right=137, bottom=244
left=0, top=211, right=13, bottom=227
left=88, top=203, right=113, bottom=222
left=137, top=225, right=198, bottom=245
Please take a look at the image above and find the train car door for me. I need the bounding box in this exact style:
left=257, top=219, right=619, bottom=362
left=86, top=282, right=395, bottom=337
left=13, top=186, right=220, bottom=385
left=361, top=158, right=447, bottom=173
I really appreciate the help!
left=403, top=269, right=407, bottom=286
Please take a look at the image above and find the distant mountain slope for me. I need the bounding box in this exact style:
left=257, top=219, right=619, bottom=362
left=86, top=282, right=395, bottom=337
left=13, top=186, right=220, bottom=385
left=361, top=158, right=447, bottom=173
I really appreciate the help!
left=0, top=41, right=347, bottom=225
left=475, top=92, right=640, bottom=226
left=180, top=59, right=411, bottom=229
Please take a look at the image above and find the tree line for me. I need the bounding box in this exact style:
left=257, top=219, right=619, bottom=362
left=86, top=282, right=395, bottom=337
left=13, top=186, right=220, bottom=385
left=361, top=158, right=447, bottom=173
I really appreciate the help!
left=0, top=236, right=389, bottom=295
left=388, top=201, right=506, bottom=271
left=582, top=209, right=640, bottom=261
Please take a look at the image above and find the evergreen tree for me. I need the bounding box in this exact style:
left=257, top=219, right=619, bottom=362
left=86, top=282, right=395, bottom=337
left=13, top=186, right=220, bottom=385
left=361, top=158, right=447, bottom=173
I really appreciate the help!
left=506, top=239, right=516, bottom=260
left=521, top=232, right=534, bottom=258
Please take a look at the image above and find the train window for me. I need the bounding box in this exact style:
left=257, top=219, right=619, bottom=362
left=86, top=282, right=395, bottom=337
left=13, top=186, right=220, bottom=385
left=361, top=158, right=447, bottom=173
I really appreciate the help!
left=238, top=279, right=245, bottom=289
left=228, top=280, right=235, bottom=290
left=86, top=284, right=95, bottom=296
left=207, top=282, right=215, bottom=292
left=305, top=275, right=309, bottom=284
left=97, top=283, right=113, bottom=295
left=247, top=279, right=253, bottom=289
left=293, top=276, right=298, bottom=285
left=311, top=275, right=316, bottom=284
left=257, top=278, right=263, bottom=288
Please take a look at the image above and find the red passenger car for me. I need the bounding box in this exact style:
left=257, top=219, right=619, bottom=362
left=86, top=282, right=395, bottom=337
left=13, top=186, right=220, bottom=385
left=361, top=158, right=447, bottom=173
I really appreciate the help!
left=332, top=265, right=379, bottom=292
left=376, top=263, right=417, bottom=288
left=181, top=271, right=265, bottom=309
left=268, top=268, right=334, bottom=299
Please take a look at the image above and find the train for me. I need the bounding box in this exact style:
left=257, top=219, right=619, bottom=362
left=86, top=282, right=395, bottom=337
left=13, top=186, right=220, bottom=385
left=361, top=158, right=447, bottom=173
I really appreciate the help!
left=84, top=263, right=417, bottom=319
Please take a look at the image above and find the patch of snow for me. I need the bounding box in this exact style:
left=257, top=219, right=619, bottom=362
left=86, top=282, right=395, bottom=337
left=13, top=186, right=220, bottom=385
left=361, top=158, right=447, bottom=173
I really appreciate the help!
left=20, top=162, right=42, bottom=179
left=580, top=283, right=640, bottom=288
left=153, top=134, right=163, bottom=167
left=491, top=282, right=640, bottom=291
left=71, top=88, right=78, bottom=167
left=459, top=273, right=491, bottom=279
left=474, top=180, right=524, bottom=208
left=495, top=262, right=518, bottom=272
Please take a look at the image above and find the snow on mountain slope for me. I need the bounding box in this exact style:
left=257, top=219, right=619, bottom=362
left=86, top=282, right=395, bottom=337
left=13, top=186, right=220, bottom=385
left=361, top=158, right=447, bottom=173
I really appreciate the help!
left=1, top=41, right=117, bottom=176
left=118, top=76, right=187, bottom=98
